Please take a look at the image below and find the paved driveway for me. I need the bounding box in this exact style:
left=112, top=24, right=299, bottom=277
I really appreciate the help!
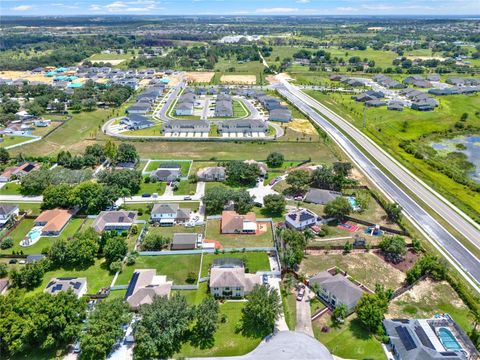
left=295, top=287, right=314, bottom=337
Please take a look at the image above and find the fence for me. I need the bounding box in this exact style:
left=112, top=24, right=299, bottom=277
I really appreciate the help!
left=138, top=247, right=276, bottom=256
left=344, top=215, right=409, bottom=236
left=172, top=284, right=198, bottom=290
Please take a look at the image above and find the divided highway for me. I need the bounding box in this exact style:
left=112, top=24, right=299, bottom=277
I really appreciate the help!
left=276, top=80, right=480, bottom=292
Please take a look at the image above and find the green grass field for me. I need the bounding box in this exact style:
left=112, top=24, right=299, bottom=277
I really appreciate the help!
left=200, top=252, right=270, bottom=277
left=177, top=301, right=262, bottom=358
left=0, top=182, right=21, bottom=195
left=281, top=283, right=297, bottom=330
left=0, top=135, right=33, bottom=148
left=173, top=180, right=197, bottom=195
left=123, top=124, right=163, bottom=136
left=115, top=254, right=202, bottom=285
left=148, top=224, right=204, bottom=240
left=305, top=89, right=480, bottom=222
left=205, top=220, right=274, bottom=248
left=88, top=52, right=134, bottom=61
left=136, top=180, right=167, bottom=196
left=144, top=159, right=192, bottom=175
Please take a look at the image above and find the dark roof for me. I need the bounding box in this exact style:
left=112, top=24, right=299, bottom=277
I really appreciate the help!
left=212, top=257, right=244, bottom=268
left=172, top=233, right=198, bottom=246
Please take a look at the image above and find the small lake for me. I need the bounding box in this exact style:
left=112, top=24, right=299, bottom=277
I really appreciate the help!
left=431, top=135, right=480, bottom=183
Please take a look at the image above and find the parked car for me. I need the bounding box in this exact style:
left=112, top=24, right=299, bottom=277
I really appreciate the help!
left=18, top=260, right=26, bottom=264
left=184, top=196, right=192, bottom=200
left=294, top=195, right=304, bottom=201
left=9, top=259, right=17, bottom=264
left=269, top=179, right=277, bottom=186
left=296, top=287, right=305, bottom=301
left=152, top=193, right=158, bottom=198
left=142, top=193, right=151, bottom=198
left=73, top=341, right=81, bottom=353
left=262, top=274, right=269, bottom=285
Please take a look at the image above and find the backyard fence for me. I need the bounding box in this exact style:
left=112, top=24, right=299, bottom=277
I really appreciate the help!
left=344, top=216, right=409, bottom=236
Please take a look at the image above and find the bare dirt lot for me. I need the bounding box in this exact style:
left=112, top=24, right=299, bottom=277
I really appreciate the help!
left=186, top=72, right=215, bottom=83
left=406, top=55, right=447, bottom=61
left=89, top=59, right=126, bottom=65
left=0, top=71, right=52, bottom=83
left=220, top=74, right=256, bottom=84
left=287, top=118, right=317, bottom=135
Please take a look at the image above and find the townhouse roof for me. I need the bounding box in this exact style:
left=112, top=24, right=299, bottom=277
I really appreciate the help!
left=163, top=120, right=210, bottom=131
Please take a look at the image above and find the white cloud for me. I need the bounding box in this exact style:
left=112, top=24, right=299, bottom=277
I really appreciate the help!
left=296, top=0, right=310, bottom=3
left=89, top=0, right=158, bottom=13
left=11, top=5, right=33, bottom=11
left=255, top=7, right=299, bottom=13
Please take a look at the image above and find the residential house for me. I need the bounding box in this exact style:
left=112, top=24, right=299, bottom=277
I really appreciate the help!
left=221, top=211, right=257, bottom=234
left=35, top=209, right=73, bottom=236
left=175, top=101, right=194, bottom=116
left=373, top=74, right=403, bottom=89
left=171, top=233, right=199, bottom=250
left=268, top=108, right=292, bottom=122
left=426, top=74, right=441, bottom=82
left=383, top=318, right=478, bottom=360
left=196, top=167, right=226, bottom=182
left=215, top=98, right=233, bottom=117
left=162, top=120, right=210, bottom=134
left=0, top=162, right=40, bottom=182
left=125, top=269, right=172, bottom=310
left=285, top=208, right=317, bottom=231
left=15, top=110, right=35, bottom=121
left=309, top=271, right=364, bottom=314
left=92, top=210, right=136, bottom=233
left=304, top=188, right=341, bottom=205
left=209, top=258, right=260, bottom=298
left=126, top=102, right=151, bottom=114
left=121, top=114, right=154, bottom=130
left=388, top=101, right=404, bottom=111
left=44, top=277, right=87, bottom=298
left=150, top=163, right=181, bottom=182
left=217, top=119, right=268, bottom=136
left=365, top=99, right=387, bottom=107
left=150, top=203, right=191, bottom=225
left=0, top=204, right=19, bottom=228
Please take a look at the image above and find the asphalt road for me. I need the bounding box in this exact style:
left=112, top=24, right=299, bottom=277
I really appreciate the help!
left=276, top=79, right=480, bottom=291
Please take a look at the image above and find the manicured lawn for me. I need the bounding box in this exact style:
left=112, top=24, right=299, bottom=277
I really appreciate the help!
left=173, top=180, right=197, bottom=195
left=108, top=289, right=127, bottom=300
left=177, top=301, right=262, bottom=358
left=0, top=182, right=21, bottom=195
left=123, top=124, right=163, bottom=136
left=310, top=297, right=326, bottom=315
left=136, top=180, right=167, bottom=195
left=148, top=224, right=205, bottom=240
left=116, top=254, right=202, bottom=285
left=56, top=218, right=84, bottom=239
left=144, top=159, right=192, bottom=176
left=9, top=203, right=42, bottom=216
left=201, top=252, right=270, bottom=277
left=0, top=135, right=32, bottom=148
left=300, top=252, right=405, bottom=291
left=313, top=313, right=385, bottom=360
left=205, top=220, right=274, bottom=248
left=173, top=282, right=209, bottom=305
left=281, top=283, right=297, bottom=330
left=31, top=259, right=114, bottom=295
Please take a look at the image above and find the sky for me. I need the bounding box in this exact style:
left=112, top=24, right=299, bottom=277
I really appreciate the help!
left=1, top=0, right=479, bottom=16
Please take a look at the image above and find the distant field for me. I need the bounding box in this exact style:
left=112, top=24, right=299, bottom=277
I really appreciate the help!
left=220, top=74, right=256, bottom=84
left=186, top=71, right=215, bottom=83
left=88, top=52, right=134, bottom=61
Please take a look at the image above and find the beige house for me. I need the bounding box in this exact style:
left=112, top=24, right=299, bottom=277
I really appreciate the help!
left=125, top=269, right=172, bottom=310
left=209, top=258, right=260, bottom=298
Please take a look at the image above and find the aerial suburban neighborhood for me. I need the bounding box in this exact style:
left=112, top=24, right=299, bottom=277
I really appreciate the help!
left=0, top=5, right=479, bottom=360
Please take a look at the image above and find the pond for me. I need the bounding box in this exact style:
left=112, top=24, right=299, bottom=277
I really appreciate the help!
left=431, top=135, right=480, bottom=183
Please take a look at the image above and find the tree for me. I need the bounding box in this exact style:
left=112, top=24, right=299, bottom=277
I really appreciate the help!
left=324, top=197, right=352, bottom=221
left=232, top=189, right=254, bottom=214
left=311, top=165, right=348, bottom=191
left=266, top=152, right=284, bottom=168
left=104, top=236, right=128, bottom=267
left=42, top=184, right=73, bottom=209
left=0, top=236, right=13, bottom=250
left=203, top=185, right=232, bottom=215
left=103, top=140, right=117, bottom=161
left=115, top=143, right=138, bottom=164
left=356, top=293, right=389, bottom=334
left=69, top=181, right=104, bottom=214
left=141, top=233, right=170, bottom=251
left=10, top=262, right=45, bottom=289
left=80, top=298, right=131, bottom=360
left=191, top=296, right=219, bottom=349
left=0, top=291, right=86, bottom=356
left=66, top=233, right=99, bottom=269
left=285, top=170, right=311, bottom=195
left=263, top=194, right=286, bottom=215
left=224, top=161, right=260, bottom=187
left=332, top=304, right=348, bottom=324
left=20, top=169, right=51, bottom=195
left=241, top=285, right=281, bottom=337
left=0, top=263, right=8, bottom=277
left=281, top=229, right=307, bottom=268
left=134, top=295, right=193, bottom=359
left=97, top=169, right=142, bottom=196
left=0, top=147, right=10, bottom=164
left=379, top=235, right=407, bottom=263
left=385, top=203, right=402, bottom=223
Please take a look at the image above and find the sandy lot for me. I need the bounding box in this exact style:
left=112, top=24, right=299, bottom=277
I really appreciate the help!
left=287, top=118, right=317, bottom=135
left=186, top=72, right=215, bottom=83
left=0, top=70, right=52, bottom=83
left=89, top=59, right=125, bottom=65
left=220, top=74, right=256, bottom=84
left=406, top=55, right=447, bottom=61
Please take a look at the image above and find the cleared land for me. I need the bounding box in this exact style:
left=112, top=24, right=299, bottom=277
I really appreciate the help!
left=0, top=70, right=53, bottom=83
left=220, top=74, right=256, bottom=84
left=186, top=71, right=215, bottom=83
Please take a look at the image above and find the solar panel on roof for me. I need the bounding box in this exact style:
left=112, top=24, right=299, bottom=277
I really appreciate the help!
left=299, top=213, right=314, bottom=221
left=72, top=282, right=82, bottom=290
left=414, top=326, right=434, bottom=349
left=287, top=214, right=296, bottom=221
left=396, top=326, right=417, bottom=351
left=441, top=352, right=459, bottom=356
left=125, top=271, right=139, bottom=299
left=24, top=164, right=35, bottom=172
left=53, top=284, right=63, bottom=292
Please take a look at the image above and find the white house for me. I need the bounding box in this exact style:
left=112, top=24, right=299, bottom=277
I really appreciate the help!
left=44, top=277, right=87, bottom=298
left=285, top=208, right=317, bottom=230
left=0, top=204, right=19, bottom=228
left=150, top=203, right=191, bottom=226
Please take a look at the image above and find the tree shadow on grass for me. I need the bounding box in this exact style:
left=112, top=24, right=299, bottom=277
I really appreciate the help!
left=348, top=318, right=374, bottom=341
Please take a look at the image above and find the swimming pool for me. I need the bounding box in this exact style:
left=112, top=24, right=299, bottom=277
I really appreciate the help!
left=20, top=226, right=43, bottom=247
left=347, top=197, right=360, bottom=211
left=438, top=327, right=462, bottom=351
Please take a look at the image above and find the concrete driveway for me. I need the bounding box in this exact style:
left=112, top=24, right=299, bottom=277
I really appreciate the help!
left=247, top=181, right=278, bottom=205
left=295, top=286, right=314, bottom=337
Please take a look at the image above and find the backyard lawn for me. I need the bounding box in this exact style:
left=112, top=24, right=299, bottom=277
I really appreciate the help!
left=300, top=252, right=405, bottom=291
left=30, top=259, right=114, bottom=295
left=177, top=301, right=262, bottom=358
left=313, top=314, right=385, bottom=360
left=144, top=159, right=192, bottom=176
left=205, top=220, right=274, bottom=248
left=136, top=180, right=167, bottom=195
left=0, top=135, right=32, bottom=148
left=173, top=180, right=197, bottom=195
left=115, top=254, right=202, bottom=285
left=201, top=252, right=270, bottom=277
left=281, top=284, right=297, bottom=331
left=0, top=182, right=21, bottom=195
left=148, top=224, right=205, bottom=239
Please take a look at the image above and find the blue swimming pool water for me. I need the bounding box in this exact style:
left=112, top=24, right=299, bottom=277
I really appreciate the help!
left=438, top=327, right=462, bottom=351
left=348, top=197, right=359, bottom=210
left=26, top=228, right=42, bottom=242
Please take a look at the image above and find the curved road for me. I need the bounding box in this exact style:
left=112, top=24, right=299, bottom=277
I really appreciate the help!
left=276, top=77, right=480, bottom=292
